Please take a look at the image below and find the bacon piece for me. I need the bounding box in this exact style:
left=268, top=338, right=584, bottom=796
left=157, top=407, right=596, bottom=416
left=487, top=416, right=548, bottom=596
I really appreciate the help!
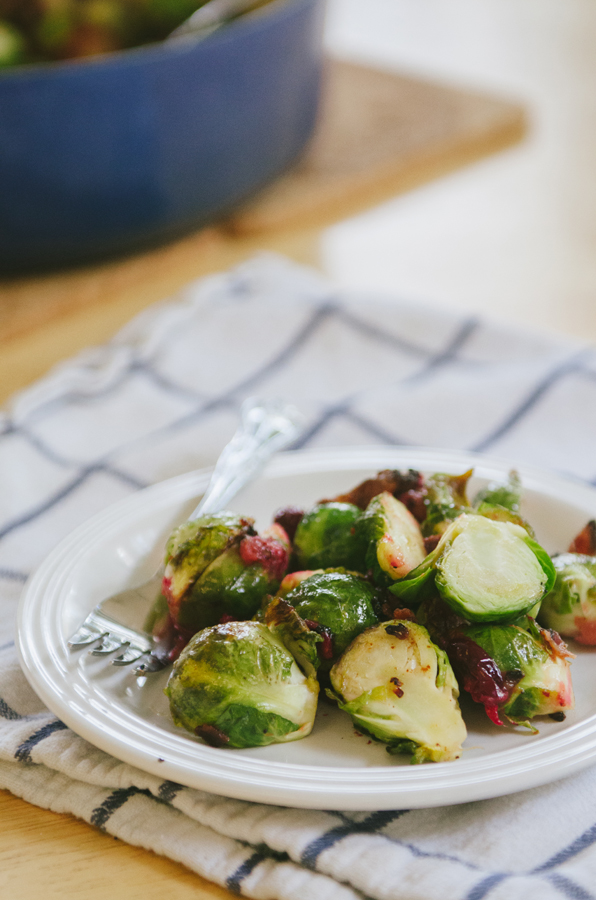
left=327, top=469, right=427, bottom=520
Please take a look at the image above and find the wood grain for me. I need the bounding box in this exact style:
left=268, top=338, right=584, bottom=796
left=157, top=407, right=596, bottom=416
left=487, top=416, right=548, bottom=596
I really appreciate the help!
left=0, top=790, right=234, bottom=900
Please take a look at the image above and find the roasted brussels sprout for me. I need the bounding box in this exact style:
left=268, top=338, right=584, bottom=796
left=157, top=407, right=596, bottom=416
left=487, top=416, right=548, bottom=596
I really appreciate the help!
left=539, top=553, right=596, bottom=644
left=264, top=595, right=322, bottom=679
left=473, top=470, right=533, bottom=533
left=419, top=595, right=574, bottom=728
left=328, top=620, right=467, bottom=763
left=391, top=513, right=555, bottom=623
left=280, top=569, right=381, bottom=672
left=292, top=502, right=364, bottom=571
left=422, top=470, right=472, bottom=537
left=358, top=491, right=426, bottom=585
left=165, top=621, right=318, bottom=748
left=162, top=512, right=289, bottom=636
left=474, top=470, right=522, bottom=515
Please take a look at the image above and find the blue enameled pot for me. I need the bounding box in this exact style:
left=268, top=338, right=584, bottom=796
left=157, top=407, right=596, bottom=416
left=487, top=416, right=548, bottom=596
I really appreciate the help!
left=0, top=0, right=326, bottom=274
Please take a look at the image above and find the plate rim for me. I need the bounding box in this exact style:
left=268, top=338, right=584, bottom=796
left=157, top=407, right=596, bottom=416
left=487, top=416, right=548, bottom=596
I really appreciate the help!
left=16, top=445, right=596, bottom=810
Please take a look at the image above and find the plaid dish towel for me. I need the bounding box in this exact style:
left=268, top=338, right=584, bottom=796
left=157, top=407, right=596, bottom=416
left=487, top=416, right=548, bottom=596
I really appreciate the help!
left=3, top=254, right=596, bottom=900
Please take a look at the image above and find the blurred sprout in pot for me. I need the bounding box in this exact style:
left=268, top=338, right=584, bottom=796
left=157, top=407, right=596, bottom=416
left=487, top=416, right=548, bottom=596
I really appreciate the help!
left=165, top=620, right=319, bottom=748
left=328, top=620, right=467, bottom=763
left=0, top=19, right=26, bottom=66
left=162, top=512, right=290, bottom=636
left=0, top=0, right=222, bottom=64
left=358, top=491, right=426, bottom=586
left=292, top=502, right=364, bottom=571
left=539, top=553, right=596, bottom=645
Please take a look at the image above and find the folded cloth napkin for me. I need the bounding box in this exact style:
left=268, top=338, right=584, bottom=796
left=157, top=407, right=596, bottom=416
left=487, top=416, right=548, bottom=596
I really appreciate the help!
left=3, top=254, right=596, bottom=900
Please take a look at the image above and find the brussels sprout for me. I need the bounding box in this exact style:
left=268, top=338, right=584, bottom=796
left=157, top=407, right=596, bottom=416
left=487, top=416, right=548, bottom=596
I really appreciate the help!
left=419, top=595, right=574, bottom=728
left=422, top=470, right=472, bottom=537
left=293, top=502, right=364, bottom=571
left=165, top=621, right=318, bottom=748
left=264, top=595, right=322, bottom=678
left=473, top=470, right=533, bottom=533
left=282, top=570, right=381, bottom=672
left=328, top=621, right=466, bottom=763
left=474, top=470, right=522, bottom=514
left=391, top=514, right=555, bottom=623
left=162, top=513, right=289, bottom=635
left=539, top=553, right=596, bottom=644
left=455, top=621, right=573, bottom=728
left=358, top=492, right=426, bottom=585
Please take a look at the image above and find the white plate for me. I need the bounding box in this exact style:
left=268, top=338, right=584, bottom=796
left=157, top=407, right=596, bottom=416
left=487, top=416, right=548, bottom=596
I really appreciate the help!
left=16, top=447, right=596, bottom=810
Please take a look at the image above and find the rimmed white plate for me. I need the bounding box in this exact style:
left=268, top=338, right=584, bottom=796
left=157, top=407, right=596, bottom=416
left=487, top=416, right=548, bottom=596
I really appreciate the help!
left=16, top=447, right=596, bottom=810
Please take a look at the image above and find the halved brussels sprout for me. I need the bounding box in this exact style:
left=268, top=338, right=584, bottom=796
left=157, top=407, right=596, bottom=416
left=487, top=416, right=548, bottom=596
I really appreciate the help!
left=358, top=492, right=426, bottom=585
left=162, top=513, right=289, bottom=635
left=419, top=595, right=574, bottom=728
left=328, top=621, right=467, bottom=763
left=455, top=619, right=573, bottom=728
left=391, top=514, right=555, bottom=623
left=539, top=553, right=596, bottom=644
left=281, top=569, right=381, bottom=672
left=165, top=620, right=318, bottom=748
left=293, top=502, right=364, bottom=571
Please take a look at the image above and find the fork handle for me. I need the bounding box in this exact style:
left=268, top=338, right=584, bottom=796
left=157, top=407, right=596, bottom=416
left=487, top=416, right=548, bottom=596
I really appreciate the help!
left=188, top=398, right=303, bottom=520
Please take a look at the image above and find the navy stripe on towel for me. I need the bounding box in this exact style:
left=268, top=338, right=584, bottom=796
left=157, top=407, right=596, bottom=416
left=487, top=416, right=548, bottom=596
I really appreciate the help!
left=14, top=720, right=68, bottom=762
left=227, top=851, right=266, bottom=894
left=301, top=810, right=407, bottom=869
left=90, top=786, right=153, bottom=831
left=0, top=697, right=22, bottom=720
left=157, top=780, right=183, bottom=803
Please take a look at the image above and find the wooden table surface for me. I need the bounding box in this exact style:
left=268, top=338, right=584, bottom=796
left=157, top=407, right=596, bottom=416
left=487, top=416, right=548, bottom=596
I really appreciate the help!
left=3, top=2, right=596, bottom=897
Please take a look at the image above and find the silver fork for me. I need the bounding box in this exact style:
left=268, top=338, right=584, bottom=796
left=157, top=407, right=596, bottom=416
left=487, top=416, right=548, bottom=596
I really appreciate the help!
left=67, top=398, right=303, bottom=671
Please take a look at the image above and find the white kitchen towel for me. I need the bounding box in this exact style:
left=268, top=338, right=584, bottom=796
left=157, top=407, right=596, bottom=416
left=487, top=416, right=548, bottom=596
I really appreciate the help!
left=2, top=253, right=596, bottom=900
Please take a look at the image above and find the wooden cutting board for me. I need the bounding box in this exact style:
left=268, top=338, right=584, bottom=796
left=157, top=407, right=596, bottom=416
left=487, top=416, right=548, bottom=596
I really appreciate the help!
left=225, top=58, right=526, bottom=234
left=0, top=57, right=525, bottom=403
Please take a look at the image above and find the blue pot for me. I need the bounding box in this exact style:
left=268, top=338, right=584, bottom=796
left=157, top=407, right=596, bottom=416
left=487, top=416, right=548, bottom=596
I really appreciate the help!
left=0, top=0, right=326, bottom=274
